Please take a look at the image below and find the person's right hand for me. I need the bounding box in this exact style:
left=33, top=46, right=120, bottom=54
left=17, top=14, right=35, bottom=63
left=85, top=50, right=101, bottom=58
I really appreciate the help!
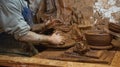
left=49, top=32, right=65, bottom=45
left=18, top=31, right=65, bottom=46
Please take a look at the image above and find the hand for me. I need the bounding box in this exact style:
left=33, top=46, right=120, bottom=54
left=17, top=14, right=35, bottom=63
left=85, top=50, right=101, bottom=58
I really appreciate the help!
left=49, top=31, right=65, bottom=45
left=45, top=20, right=54, bottom=29
left=19, top=31, right=64, bottom=45
left=45, top=19, right=60, bottom=28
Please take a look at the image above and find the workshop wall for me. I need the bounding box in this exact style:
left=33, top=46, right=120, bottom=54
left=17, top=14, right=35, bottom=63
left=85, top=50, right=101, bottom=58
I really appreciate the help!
left=94, top=0, right=120, bottom=23
left=55, top=0, right=95, bottom=25
left=56, top=0, right=120, bottom=25
left=36, top=0, right=120, bottom=24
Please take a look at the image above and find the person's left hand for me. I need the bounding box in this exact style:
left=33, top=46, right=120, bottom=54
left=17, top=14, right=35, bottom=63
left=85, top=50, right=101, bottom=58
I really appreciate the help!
left=45, top=19, right=60, bottom=28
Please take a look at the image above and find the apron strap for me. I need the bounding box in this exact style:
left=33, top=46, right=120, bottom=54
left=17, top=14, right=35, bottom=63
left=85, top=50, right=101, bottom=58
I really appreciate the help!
left=22, top=7, right=34, bottom=27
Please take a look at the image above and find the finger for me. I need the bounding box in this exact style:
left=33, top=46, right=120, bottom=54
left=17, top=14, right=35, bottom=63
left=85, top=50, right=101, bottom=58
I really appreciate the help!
left=61, top=40, right=65, bottom=45
left=58, top=41, right=65, bottom=46
left=60, top=37, right=66, bottom=45
left=54, top=31, right=59, bottom=35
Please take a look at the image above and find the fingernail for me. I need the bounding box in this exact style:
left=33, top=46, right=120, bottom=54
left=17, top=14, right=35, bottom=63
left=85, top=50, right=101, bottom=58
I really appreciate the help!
left=61, top=42, right=65, bottom=45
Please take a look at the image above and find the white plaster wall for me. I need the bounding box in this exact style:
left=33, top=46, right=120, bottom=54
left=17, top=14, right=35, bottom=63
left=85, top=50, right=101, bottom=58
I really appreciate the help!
left=94, top=0, right=120, bottom=23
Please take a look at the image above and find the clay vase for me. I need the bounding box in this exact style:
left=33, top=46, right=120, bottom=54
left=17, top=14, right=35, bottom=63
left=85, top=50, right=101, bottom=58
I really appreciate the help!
left=85, top=30, right=113, bottom=49
left=109, top=23, right=120, bottom=33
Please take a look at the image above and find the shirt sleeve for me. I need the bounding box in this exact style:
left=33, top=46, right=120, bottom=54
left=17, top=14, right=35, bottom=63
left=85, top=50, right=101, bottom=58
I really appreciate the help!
left=0, top=0, right=30, bottom=39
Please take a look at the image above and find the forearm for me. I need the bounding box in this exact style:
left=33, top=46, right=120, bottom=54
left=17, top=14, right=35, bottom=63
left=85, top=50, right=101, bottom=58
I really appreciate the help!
left=18, top=31, right=51, bottom=44
left=31, top=23, right=46, bottom=32
left=31, top=20, right=53, bottom=32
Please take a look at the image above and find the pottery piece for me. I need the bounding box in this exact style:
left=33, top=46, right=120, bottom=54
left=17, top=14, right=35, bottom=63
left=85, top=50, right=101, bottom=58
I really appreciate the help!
left=85, top=30, right=113, bottom=49
left=109, top=23, right=120, bottom=33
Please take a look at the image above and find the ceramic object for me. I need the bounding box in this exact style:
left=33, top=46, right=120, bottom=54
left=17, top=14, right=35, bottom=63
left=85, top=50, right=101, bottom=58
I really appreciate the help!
left=109, top=23, right=120, bottom=33
left=85, top=30, right=113, bottom=49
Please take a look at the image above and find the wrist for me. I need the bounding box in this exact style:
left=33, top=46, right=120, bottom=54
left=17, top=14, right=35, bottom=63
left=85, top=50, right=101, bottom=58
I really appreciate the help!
left=38, top=35, right=51, bottom=43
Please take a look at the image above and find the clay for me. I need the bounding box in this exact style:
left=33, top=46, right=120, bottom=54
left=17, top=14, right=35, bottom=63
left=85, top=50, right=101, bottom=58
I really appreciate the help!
left=32, top=0, right=119, bottom=64
left=43, top=38, right=76, bottom=49
left=84, top=50, right=105, bottom=59
left=35, top=0, right=96, bottom=49
left=51, top=48, right=116, bottom=64
left=85, top=30, right=113, bottom=49
left=73, top=42, right=90, bottom=54
left=109, top=23, right=120, bottom=33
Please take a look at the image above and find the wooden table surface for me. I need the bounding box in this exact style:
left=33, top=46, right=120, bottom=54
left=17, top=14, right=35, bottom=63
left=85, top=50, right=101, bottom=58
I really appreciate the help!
left=0, top=40, right=120, bottom=67
left=0, top=51, right=120, bottom=67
